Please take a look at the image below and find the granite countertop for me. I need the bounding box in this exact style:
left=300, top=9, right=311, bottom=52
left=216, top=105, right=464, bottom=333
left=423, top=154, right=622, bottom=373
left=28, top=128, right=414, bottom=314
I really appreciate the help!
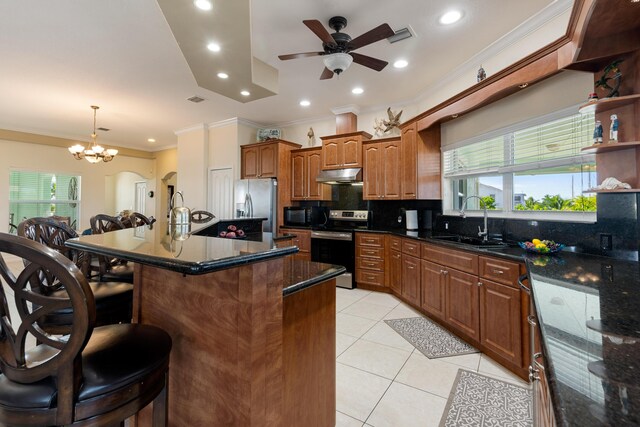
left=282, top=260, right=346, bottom=296
left=525, top=251, right=640, bottom=426
left=67, top=220, right=297, bottom=275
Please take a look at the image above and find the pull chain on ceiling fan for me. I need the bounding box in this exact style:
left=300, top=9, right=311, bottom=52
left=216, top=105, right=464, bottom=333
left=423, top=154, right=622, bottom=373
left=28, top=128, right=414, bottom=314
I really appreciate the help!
left=278, top=16, right=394, bottom=80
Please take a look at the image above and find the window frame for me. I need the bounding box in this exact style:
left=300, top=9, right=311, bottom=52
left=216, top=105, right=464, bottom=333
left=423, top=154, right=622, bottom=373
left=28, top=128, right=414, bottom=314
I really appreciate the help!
left=441, top=105, right=597, bottom=222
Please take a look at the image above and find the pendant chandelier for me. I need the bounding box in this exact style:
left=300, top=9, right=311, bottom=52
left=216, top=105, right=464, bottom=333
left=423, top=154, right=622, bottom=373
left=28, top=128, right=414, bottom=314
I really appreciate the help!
left=68, top=106, right=118, bottom=163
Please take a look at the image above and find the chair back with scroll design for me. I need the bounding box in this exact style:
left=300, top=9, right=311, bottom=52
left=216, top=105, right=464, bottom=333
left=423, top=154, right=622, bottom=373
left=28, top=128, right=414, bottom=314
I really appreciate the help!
left=129, top=211, right=156, bottom=227
left=190, top=210, right=215, bottom=224
left=90, top=214, right=126, bottom=234
left=0, top=232, right=170, bottom=426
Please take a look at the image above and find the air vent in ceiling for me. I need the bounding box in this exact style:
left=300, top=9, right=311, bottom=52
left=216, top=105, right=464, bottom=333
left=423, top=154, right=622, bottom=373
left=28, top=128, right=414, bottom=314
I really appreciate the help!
left=97, top=127, right=110, bottom=132
left=387, top=27, right=413, bottom=44
left=187, top=96, right=206, bottom=103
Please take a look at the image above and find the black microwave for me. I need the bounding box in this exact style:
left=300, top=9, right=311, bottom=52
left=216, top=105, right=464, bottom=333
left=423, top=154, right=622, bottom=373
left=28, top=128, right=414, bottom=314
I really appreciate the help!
left=283, top=207, right=311, bottom=226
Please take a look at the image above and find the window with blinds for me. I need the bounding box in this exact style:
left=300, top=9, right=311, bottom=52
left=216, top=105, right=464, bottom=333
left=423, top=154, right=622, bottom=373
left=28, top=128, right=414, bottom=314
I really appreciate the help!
left=443, top=109, right=597, bottom=216
left=9, top=171, right=80, bottom=232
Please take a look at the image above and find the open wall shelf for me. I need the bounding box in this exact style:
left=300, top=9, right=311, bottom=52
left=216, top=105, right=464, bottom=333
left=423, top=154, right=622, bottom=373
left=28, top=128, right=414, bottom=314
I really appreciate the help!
left=581, top=141, right=640, bottom=154
left=578, top=94, right=640, bottom=114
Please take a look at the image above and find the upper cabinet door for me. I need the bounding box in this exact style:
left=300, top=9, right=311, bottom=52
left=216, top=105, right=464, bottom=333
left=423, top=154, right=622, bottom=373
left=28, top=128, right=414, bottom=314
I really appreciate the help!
left=363, top=144, right=380, bottom=200
left=306, top=149, right=330, bottom=200
left=401, top=123, right=417, bottom=199
left=321, top=139, right=341, bottom=169
left=258, top=144, right=278, bottom=177
left=242, top=146, right=260, bottom=179
left=291, top=152, right=306, bottom=200
left=341, top=137, right=362, bottom=168
left=382, top=141, right=401, bottom=199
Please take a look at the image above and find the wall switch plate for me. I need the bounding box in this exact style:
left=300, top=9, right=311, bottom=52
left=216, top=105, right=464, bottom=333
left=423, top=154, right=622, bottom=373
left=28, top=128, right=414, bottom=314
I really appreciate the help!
left=600, top=233, right=612, bottom=250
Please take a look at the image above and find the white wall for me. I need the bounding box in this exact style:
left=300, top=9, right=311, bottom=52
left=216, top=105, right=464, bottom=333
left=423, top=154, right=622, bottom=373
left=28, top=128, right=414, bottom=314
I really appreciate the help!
left=0, top=139, right=155, bottom=231
left=176, top=125, right=208, bottom=210
left=104, top=171, right=147, bottom=215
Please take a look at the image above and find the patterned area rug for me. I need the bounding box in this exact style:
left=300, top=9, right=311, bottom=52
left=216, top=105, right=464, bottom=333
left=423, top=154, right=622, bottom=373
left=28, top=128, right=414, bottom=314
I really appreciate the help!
left=440, top=370, right=532, bottom=427
left=384, top=317, right=478, bottom=358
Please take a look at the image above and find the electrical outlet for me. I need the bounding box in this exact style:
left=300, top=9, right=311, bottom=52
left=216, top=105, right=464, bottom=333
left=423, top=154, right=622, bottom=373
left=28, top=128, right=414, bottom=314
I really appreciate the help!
left=600, top=233, right=612, bottom=250
left=445, top=221, right=449, bottom=230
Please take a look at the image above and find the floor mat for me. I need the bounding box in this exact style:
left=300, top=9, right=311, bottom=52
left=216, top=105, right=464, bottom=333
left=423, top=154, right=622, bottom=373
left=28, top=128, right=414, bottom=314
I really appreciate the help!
left=440, top=369, right=532, bottom=427
left=384, top=317, right=478, bottom=358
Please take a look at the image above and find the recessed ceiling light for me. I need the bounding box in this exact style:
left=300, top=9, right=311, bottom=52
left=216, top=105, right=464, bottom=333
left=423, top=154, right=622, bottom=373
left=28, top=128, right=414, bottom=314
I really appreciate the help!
left=393, top=59, right=408, bottom=69
left=217, top=72, right=229, bottom=79
left=240, top=90, right=250, bottom=96
left=147, top=138, right=156, bottom=143
left=193, top=0, right=212, bottom=11
left=299, top=100, right=311, bottom=107
left=207, top=42, right=221, bottom=52
left=440, top=10, right=462, bottom=25
left=351, top=87, right=364, bottom=95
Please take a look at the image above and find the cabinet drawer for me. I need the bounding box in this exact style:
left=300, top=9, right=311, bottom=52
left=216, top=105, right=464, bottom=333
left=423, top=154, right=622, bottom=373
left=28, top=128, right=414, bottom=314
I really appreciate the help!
left=422, top=243, right=478, bottom=275
left=356, top=246, right=384, bottom=259
left=401, top=239, right=421, bottom=257
left=356, top=233, right=385, bottom=247
left=356, top=270, right=385, bottom=286
left=356, top=257, right=385, bottom=272
left=389, top=236, right=402, bottom=251
left=479, top=256, right=521, bottom=287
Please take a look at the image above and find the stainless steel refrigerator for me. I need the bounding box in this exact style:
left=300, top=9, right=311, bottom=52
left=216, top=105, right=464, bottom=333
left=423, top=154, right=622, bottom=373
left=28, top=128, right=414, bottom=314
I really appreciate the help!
left=234, top=178, right=277, bottom=233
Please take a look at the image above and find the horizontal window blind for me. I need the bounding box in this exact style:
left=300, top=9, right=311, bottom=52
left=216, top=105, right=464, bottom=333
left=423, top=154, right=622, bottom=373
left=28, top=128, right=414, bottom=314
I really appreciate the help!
left=443, top=111, right=595, bottom=177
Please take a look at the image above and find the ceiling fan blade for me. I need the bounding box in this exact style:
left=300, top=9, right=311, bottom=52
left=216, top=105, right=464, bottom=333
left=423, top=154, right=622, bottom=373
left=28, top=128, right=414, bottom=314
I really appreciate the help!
left=350, top=52, right=388, bottom=71
left=303, top=19, right=336, bottom=46
left=348, top=23, right=394, bottom=50
left=320, top=67, right=334, bottom=80
left=278, top=52, right=324, bottom=60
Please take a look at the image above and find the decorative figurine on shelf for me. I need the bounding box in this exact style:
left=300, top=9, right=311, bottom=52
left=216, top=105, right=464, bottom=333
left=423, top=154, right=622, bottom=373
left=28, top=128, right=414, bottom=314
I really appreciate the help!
left=587, top=92, right=599, bottom=103
left=609, top=114, right=619, bottom=142
left=307, top=127, right=315, bottom=146
left=382, top=107, right=403, bottom=133
left=593, top=120, right=603, bottom=144
left=477, top=65, right=486, bottom=82
left=595, top=59, right=623, bottom=98
left=373, top=117, right=385, bottom=137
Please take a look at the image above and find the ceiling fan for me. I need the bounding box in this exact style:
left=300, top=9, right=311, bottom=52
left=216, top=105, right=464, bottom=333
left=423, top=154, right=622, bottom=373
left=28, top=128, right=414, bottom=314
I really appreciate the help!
left=278, top=16, right=395, bottom=80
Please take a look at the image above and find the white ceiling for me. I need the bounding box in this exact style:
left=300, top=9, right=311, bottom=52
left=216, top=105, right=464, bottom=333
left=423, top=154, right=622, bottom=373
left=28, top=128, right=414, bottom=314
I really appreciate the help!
left=0, top=0, right=561, bottom=152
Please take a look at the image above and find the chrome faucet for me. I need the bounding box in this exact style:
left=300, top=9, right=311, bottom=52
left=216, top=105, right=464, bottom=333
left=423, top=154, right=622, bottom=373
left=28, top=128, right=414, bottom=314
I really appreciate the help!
left=460, top=196, right=488, bottom=241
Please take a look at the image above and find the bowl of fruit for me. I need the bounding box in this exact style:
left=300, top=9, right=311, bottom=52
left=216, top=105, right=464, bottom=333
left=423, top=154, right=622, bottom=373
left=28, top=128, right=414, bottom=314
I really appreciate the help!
left=519, top=239, right=564, bottom=254
left=219, top=224, right=246, bottom=239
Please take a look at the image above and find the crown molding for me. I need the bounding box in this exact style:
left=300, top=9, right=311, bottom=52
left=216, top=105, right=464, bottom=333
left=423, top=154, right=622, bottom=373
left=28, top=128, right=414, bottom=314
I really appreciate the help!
left=330, top=104, right=361, bottom=115
left=208, top=117, right=266, bottom=129
left=174, top=123, right=208, bottom=135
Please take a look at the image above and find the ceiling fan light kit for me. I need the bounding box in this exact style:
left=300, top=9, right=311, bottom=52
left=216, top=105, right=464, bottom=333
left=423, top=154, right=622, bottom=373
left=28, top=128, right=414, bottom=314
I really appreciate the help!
left=279, top=16, right=394, bottom=79
left=323, top=53, right=353, bottom=75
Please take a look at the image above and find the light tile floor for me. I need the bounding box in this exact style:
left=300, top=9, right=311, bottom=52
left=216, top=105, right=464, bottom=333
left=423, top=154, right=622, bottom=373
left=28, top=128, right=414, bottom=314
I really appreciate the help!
left=335, top=287, right=528, bottom=427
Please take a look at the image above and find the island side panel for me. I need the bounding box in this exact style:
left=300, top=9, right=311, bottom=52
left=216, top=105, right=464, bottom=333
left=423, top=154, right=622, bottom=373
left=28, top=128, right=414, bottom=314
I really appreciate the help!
left=132, top=259, right=285, bottom=426
left=283, top=278, right=336, bottom=426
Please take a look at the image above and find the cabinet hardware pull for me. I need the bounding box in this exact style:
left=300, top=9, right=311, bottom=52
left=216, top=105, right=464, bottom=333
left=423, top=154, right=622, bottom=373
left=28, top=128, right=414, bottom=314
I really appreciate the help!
left=528, top=365, right=540, bottom=382
left=492, top=269, right=504, bottom=274
left=477, top=282, right=483, bottom=287
left=527, top=315, right=537, bottom=326
left=408, top=266, right=415, bottom=270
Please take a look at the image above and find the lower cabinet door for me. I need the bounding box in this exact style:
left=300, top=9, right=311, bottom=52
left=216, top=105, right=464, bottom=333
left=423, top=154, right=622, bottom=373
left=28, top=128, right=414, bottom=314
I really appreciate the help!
left=446, top=268, right=480, bottom=342
left=421, top=260, right=445, bottom=321
left=401, top=254, right=420, bottom=306
left=479, top=279, right=522, bottom=366
left=388, top=250, right=402, bottom=294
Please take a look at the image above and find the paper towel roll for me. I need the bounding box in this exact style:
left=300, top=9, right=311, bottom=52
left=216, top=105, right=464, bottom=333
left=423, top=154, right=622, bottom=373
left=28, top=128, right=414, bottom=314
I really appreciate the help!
left=406, top=210, right=418, bottom=230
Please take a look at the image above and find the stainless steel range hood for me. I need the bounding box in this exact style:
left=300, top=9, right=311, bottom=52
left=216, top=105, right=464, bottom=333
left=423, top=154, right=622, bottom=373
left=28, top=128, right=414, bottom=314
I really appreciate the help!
left=315, top=168, right=362, bottom=184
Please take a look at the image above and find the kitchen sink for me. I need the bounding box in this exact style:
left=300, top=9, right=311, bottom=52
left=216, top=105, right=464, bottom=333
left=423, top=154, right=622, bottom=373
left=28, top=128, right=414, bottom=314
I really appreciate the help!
left=430, top=234, right=508, bottom=248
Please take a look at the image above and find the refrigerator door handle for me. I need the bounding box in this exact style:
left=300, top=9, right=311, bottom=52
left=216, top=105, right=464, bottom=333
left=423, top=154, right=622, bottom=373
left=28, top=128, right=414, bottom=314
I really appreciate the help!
left=245, top=192, right=253, bottom=218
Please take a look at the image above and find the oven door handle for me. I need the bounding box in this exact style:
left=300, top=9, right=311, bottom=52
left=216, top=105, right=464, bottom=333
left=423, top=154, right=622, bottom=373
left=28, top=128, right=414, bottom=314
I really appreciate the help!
left=311, top=231, right=353, bottom=241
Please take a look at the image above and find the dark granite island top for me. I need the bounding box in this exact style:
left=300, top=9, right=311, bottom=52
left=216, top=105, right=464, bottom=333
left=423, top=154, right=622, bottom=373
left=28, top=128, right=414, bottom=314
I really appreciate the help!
left=67, top=223, right=341, bottom=426
left=525, top=251, right=640, bottom=426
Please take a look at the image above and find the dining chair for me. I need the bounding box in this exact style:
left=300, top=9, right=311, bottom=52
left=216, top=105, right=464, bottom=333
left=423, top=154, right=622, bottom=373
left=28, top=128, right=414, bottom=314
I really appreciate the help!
left=0, top=232, right=171, bottom=426
left=89, top=214, right=134, bottom=283
left=17, top=217, right=133, bottom=332
left=190, top=210, right=215, bottom=224
left=129, top=211, right=156, bottom=227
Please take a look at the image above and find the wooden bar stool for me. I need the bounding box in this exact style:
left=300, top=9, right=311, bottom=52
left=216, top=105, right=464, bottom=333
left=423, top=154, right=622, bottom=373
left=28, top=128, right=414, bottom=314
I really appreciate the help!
left=89, top=214, right=135, bottom=283
left=18, top=217, right=133, bottom=331
left=0, top=232, right=171, bottom=426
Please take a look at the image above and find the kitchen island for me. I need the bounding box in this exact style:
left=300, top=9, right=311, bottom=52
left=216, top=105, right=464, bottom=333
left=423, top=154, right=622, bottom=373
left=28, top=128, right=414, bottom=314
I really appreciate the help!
left=67, top=224, right=344, bottom=426
left=525, top=251, right=640, bottom=426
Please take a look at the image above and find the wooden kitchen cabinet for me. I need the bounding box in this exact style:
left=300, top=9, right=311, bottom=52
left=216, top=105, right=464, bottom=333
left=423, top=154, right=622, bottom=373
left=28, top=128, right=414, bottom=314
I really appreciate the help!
left=479, top=278, right=522, bottom=367
left=401, top=239, right=421, bottom=306
left=446, top=268, right=480, bottom=342
left=420, top=260, right=446, bottom=321
left=291, top=147, right=331, bottom=201
left=355, top=232, right=386, bottom=290
left=363, top=138, right=401, bottom=200
left=320, top=131, right=371, bottom=170
left=241, top=142, right=277, bottom=178
left=388, top=249, right=402, bottom=294
left=399, top=122, right=441, bottom=199
left=280, top=227, right=311, bottom=261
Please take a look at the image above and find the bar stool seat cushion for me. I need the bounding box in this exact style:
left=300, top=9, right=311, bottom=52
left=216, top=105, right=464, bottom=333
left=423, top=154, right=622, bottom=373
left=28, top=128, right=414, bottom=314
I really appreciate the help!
left=0, top=324, right=171, bottom=409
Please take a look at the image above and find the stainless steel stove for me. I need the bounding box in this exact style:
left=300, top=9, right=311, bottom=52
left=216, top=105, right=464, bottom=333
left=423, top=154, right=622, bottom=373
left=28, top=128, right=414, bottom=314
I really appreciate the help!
left=311, top=210, right=370, bottom=289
